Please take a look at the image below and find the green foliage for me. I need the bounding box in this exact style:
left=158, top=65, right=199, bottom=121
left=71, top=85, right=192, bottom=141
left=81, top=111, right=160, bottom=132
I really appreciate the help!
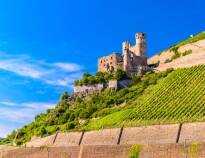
left=131, top=75, right=141, bottom=85
left=165, top=32, right=205, bottom=51
left=74, top=70, right=127, bottom=86
left=188, top=143, right=199, bottom=158
left=84, top=65, right=205, bottom=129
left=164, top=58, right=172, bottom=63
left=4, top=65, right=205, bottom=145
left=182, top=49, right=192, bottom=56
left=60, top=91, right=69, bottom=100
left=171, top=32, right=205, bottom=49
left=128, top=145, right=141, bottom=158
left=158, top=31, right=205, bottom=55
left=114, top=69, right=126, bottom=80
left=164, top=49, right=193, bottom=63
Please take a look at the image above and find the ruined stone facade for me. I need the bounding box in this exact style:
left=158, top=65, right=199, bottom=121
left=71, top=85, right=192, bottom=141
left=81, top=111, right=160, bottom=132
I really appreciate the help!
left=98, top=32, right=147, bottom=77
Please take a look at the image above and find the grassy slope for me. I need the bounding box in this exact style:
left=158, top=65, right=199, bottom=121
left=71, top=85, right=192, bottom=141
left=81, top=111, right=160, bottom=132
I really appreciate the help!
left=2, top=32, right=205, bottom=145
left=84, top=65, right=205, bottom=130
left=2, top=65, right=205, bottom=145
left=160, top=31, right=205, bottom=53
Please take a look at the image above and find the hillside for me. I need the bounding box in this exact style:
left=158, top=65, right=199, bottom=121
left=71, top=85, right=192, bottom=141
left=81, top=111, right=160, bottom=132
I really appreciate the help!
left=85, top=65, right=205, bottom=129
left=148, top=31, right=205, bottom=67
left=1, top=64, right=205, bottom=145
left=1, top=32, right=205, bottom=146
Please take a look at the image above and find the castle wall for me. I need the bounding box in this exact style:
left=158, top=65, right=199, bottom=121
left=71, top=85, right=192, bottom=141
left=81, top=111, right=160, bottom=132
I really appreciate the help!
left=98, top=53, right=122, bottom=73
left=98, top=32, right=147, bottom=75
left=108, top=79, right=131, bottom=89
left=73, top=83, right=104, bottom=95
left=155, top=50, right=205, bottom=71
left=148, top=39, right=205, bottom=70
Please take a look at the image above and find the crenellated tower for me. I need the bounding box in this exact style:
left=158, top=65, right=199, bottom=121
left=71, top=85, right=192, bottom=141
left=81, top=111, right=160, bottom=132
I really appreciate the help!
left=98, top=32, right=147, bottom=77
left=135, top=32, right=146, bottom=57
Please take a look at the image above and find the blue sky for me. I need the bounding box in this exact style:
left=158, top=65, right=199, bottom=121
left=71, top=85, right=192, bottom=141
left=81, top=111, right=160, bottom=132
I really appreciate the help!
left=0, top=0, right=204, bottom=137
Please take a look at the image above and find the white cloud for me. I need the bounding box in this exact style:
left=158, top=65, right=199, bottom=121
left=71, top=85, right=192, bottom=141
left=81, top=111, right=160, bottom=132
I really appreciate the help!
left=0, top=52, right=83, bottom=87
left=54, top=62, right=83, bottom=71
left=0, top=101, right=56, bottom=137
left=0, top=59, right=43, bottom=78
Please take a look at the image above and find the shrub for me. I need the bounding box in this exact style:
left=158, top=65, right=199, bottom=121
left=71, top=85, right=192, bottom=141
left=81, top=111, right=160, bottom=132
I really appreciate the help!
left=128, top=144, right=141, bottom=158
left=171, top=51, right=181, bottom=60
left=65, top=122, right=76, bottom=130
left=131, top=75, right=141, bottom=85
left=188, top=143, right=199, bottom=158
left=164, top=58, right=172, bottom=63
left=182, top=49, right=192, bottom=56
left=60, top=91, right=69, bottom=100
left=114, top=69, right=127, bottom=80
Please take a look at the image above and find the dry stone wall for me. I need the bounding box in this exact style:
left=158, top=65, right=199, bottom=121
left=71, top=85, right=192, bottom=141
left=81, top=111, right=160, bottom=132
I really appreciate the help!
left=26, top=134, right=56, bottom=147
left=53, top=132, right=83, bottom=147
left=120, top=124, right=179, bottom=145
left=25, top=122, right=205, bottom=148
left=179, top=122, right=205, bottom=144
left=3, top=144, right=205, bottom=158
left=81, top=128, right=121, bottom=145
left=78, top=145, right=131, bottom=158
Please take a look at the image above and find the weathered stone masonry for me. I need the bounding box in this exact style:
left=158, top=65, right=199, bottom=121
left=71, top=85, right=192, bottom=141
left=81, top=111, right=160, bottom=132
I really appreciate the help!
left=98, top=32, right=147, bottom=77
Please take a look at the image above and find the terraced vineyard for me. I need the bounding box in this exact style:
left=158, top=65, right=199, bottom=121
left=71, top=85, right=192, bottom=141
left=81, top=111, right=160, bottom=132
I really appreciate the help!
left=85, top=65, right=205, bottom=129
left=2, top=65, right=205, bottom=145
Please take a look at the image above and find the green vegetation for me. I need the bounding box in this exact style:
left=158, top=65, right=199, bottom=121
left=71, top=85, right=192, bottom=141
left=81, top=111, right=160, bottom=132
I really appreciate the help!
left=74, top=69, right=126, bottom=86
left=84, top=65, right=205, bottom=129
left=159, top=31, right=205, bottom=55
left=164, top=58, right=173, bottom=63
left=187, top=143, right=199, bottom=158
left=128, top=145, right=141, bottom=158
left=164, top=49, right=193, bottom=63
left=0, top=68, right=173, bottom=145
left=182, top=49, right=192, bottom=56
left=2, top=65, right=205, bottom=145
left=170, top=31, right=205, bottom=49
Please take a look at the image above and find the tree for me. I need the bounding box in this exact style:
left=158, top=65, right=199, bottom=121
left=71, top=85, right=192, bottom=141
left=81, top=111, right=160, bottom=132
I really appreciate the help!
left=114, top=69, right=126, bottom=80
left=61, top=91, right=69, bottom=101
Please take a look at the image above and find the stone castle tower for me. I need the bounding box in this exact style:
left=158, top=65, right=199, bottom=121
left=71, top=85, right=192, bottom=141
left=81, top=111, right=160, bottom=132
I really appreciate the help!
left=98, top=32, right=147, bottom=77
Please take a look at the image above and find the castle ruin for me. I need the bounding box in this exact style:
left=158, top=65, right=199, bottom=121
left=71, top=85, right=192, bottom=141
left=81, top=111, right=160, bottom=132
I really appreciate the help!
left=98, top=32, right=147, bottom=77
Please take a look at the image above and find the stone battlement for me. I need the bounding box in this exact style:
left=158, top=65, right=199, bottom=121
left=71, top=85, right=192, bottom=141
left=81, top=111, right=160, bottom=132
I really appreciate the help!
left=73, top=79, right=131, bottom=96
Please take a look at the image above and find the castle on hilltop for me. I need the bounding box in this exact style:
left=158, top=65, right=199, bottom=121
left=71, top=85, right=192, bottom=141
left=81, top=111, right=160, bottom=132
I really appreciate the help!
left=98, top=32, right=147, bottom=77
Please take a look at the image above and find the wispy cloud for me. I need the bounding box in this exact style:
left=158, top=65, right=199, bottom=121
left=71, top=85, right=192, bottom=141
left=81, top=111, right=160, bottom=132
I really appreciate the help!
left=54, top=62, right=83, bottom=71
left=0, top=101, right=56, bottom=121
left=0, top=101, right=56, bottom=137
left=0, top=52, right=83, bottom=87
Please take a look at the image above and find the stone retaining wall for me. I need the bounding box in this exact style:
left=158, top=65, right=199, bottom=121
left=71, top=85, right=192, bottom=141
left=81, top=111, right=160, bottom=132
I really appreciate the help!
left=53, top=132, right=83, bottom=147
left=25, top=122, right=205, bottom=148
left=2, top=144, right=205, bottom=158
left=120, top=124, right=179, bottom=145
left=81, top=128, right=121, bottom=145
left=26, top=134, right=56, bottom=147
left=179, top=122, right=205, bottom=144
